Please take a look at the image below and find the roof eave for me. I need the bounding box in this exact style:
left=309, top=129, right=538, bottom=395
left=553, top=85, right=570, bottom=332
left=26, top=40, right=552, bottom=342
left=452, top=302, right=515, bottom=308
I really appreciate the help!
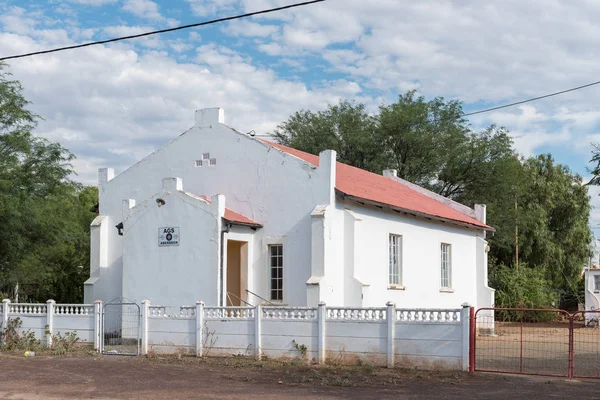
left=223, top=218, right=263, bottom=229
left=337, top=190, right=495, bottom=232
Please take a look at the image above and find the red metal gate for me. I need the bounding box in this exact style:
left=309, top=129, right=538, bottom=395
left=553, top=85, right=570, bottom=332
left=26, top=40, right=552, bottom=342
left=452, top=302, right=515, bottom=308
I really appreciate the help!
left=571, top=310, right=600, bottom=379
left=470, top=308, right=579, bottom=378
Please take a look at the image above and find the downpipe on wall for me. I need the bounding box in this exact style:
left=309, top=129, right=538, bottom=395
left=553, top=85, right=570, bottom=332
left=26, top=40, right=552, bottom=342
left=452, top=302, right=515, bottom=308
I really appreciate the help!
left=219, top=222, right=232, bottom=307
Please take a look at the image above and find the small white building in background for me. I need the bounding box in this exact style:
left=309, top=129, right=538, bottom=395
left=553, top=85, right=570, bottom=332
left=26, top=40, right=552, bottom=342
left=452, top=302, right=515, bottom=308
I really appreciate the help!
left=84, top=108, right=496, bottom=310
left=583, top=240, right=600, bottom=315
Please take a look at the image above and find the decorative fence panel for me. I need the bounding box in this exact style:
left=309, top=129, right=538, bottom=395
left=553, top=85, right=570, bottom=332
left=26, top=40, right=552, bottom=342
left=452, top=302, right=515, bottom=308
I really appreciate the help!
left=261, top=307, right=319, bottom=361
left=1, top=298, right=470, bottom=370
left=0, top=299, right=99, bottom=348
left=139, top=302, right=470, bottom=369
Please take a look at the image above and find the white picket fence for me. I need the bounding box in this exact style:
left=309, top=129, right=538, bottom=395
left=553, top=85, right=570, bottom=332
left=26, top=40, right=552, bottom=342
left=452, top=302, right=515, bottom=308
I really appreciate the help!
left=0, top=299, right=470, bottom=370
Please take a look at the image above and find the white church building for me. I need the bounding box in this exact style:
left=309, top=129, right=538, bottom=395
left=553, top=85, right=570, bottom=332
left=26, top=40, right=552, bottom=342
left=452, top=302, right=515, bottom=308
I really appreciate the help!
left=84, top=108, right=495, bottom=310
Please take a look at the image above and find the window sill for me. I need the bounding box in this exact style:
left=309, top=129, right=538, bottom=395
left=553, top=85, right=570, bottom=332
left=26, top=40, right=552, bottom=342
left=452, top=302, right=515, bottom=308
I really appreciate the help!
left=439, top=288, right=455, bottom=293
left=387, top=285, right=406, bottom=291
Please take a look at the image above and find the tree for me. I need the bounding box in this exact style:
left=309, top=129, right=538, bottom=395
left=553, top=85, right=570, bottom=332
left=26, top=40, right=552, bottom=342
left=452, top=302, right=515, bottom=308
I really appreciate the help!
left=273, top=100, right=385, bottom=172
left=378, top=91, right=468, bottom=186
left=517, top=156, right=590, bottom=285
left=0, top=62, right=97, bottom=302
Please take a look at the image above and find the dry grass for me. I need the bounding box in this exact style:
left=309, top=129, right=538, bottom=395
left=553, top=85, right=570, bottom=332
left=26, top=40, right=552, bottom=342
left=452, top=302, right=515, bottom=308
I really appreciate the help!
left=139, top=353, right=465, bottom=388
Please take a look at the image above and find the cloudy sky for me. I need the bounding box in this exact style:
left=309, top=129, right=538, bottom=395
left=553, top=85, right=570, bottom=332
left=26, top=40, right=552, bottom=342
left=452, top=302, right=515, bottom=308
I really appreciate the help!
left=2, top=0, right=600, bottom=226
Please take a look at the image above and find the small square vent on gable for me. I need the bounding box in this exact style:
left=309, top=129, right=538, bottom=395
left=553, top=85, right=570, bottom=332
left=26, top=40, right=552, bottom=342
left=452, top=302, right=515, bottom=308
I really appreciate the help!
left=195, top=153, right=216, bottom=167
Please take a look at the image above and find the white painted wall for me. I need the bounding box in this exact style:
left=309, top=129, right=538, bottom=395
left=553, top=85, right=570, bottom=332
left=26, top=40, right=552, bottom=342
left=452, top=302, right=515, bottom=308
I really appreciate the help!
left=85, top=107, right=492, bottom=310
left=584, top=267, right=600, bottom=312
left=335, top=199, right=489, bottom=310
left=122, top=178, right=222, bottom=307
left=87, top=108, right=332, bottom=307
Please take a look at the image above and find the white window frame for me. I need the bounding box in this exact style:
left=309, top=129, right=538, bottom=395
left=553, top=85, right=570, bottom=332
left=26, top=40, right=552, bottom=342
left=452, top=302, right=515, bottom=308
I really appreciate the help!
left=441, top=243, right=452, bottom=289
left=594, top=275, right=600, bottom=292
left=269, top=244, right=284, bottom=302
left=388, top=234, right=403, bottom=287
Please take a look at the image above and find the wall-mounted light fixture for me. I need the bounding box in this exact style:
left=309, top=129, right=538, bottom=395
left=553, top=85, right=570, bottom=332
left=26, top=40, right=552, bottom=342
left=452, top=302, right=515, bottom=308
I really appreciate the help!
left=115, top=222, right=124, bottom=236
left=156, top=198, right=165, bottom=207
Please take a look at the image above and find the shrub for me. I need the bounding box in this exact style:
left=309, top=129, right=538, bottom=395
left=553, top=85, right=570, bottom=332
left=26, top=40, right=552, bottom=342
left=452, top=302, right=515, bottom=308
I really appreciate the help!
left=490, top=264, right=559, bottom=322
left=51, top=331, right=79, bottom=355
left=0, top=318, right=43, bottom=351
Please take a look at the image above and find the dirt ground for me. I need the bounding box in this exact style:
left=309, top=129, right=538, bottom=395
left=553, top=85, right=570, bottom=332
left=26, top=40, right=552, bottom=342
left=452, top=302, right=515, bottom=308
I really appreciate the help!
left=0, top=354, right=599, bottom=399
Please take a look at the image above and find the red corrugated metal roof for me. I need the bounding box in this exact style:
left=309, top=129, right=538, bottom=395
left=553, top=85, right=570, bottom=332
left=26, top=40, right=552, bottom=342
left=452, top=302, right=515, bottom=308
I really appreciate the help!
left=189, top=192, right=262, bottom=228
left=263, top=140, right=493, bottom=231
left=224, top=208, right=262, bottom=228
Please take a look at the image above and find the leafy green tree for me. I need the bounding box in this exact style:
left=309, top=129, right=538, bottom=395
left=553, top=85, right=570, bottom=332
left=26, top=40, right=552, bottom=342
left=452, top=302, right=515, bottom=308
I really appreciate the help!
left=518, top=155, right=591, bottom=285
left=378, top=91, right=468, bottom=186
left=0, top=62, right=96, bottom=302
left=273, top=100, right=384, bottom=172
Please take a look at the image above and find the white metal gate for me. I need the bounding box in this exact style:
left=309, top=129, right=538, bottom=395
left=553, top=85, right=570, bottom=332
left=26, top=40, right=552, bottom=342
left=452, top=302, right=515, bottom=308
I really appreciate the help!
left=102, top=297, right=140, bottom=356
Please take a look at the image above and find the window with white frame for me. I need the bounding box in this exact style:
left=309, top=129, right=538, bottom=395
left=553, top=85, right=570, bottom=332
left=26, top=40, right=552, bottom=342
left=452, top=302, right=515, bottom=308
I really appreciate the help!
left=269, top=244, right=283, bottom=301
left=595, top=275, right=600, bottom=291
left=389, top=234, right=402, bottom=286
left=441, top=243, right=452, bottom=289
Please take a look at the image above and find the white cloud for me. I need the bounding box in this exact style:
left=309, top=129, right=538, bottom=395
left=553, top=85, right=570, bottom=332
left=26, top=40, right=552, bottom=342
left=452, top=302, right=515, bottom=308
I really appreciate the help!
left=225, top=20, right=279, bottom=37
left=102, top=25, right=163, bottom=48
left=121, top=0, right=178, bottom=27
left=122, top=0, right=163, bottom=20
left=185, top=0, right=239, bottom=17
left=67, top=0, right=118, bottom=5
left=0, top=34, right=356, bottom=185
left=4, top=0, right=600, bottom=191
left=0, top=6, right=38, bottom=34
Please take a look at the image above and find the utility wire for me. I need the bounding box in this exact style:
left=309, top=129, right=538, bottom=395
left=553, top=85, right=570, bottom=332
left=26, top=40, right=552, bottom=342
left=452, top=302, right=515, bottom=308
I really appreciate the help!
left=260, top=79, right=600, bottom=139
left=461, top=79, right=600, bottom=117
left=0, top=0, right=325, bottom=61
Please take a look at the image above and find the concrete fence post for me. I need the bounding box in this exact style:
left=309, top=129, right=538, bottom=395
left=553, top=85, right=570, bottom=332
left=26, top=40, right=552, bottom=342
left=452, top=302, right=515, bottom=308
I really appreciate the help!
left=255, top=304, right=262, bottom=360
left=461, top=303, right=471, bottom=371
left=2, top=299, right=11, bottom=344
left=94, top=300, right=103, bottom=351
left=46, top=299, right=55, bottom=347
left=141, top=300, right=150, bottom=355
left=196, top=301, right=204, bottom=357
left=318, top=301, right=326, bottom=364
left=386, top=301, right=396, bottom=368
left=94, top=300, right=104, bottom=352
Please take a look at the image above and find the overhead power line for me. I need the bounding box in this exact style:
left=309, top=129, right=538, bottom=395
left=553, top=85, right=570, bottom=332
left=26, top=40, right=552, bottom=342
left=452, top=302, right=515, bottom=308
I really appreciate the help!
left=461, top=79, right=600, bottom=117
left=0, top=0, right=325, bottom=61
left=258, top=79, right=600, bottom=138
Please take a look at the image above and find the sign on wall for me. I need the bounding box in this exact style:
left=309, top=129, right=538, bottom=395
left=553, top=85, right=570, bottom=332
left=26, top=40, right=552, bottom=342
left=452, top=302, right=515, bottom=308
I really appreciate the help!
left=158, top=227, right=180, bottom=246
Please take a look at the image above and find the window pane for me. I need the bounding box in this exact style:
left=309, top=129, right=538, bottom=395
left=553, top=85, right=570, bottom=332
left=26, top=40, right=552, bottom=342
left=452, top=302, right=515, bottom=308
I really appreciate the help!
left=441, top=244, right=451, bottom=288
left=389, top=234, right=401, bottom=285
left=269, top=245, right=283, bottom=301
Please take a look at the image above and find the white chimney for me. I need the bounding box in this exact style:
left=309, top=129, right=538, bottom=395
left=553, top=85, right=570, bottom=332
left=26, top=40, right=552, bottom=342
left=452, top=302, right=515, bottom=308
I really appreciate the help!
left=318, top=150, right=337, bottom=205
left=162, top=177, right=183, bottom=192
left=195, top=108, right=225, bottom=127
left=98, top=168, right=114, bottom=185
left=383, top=169, right=398, bottom=178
